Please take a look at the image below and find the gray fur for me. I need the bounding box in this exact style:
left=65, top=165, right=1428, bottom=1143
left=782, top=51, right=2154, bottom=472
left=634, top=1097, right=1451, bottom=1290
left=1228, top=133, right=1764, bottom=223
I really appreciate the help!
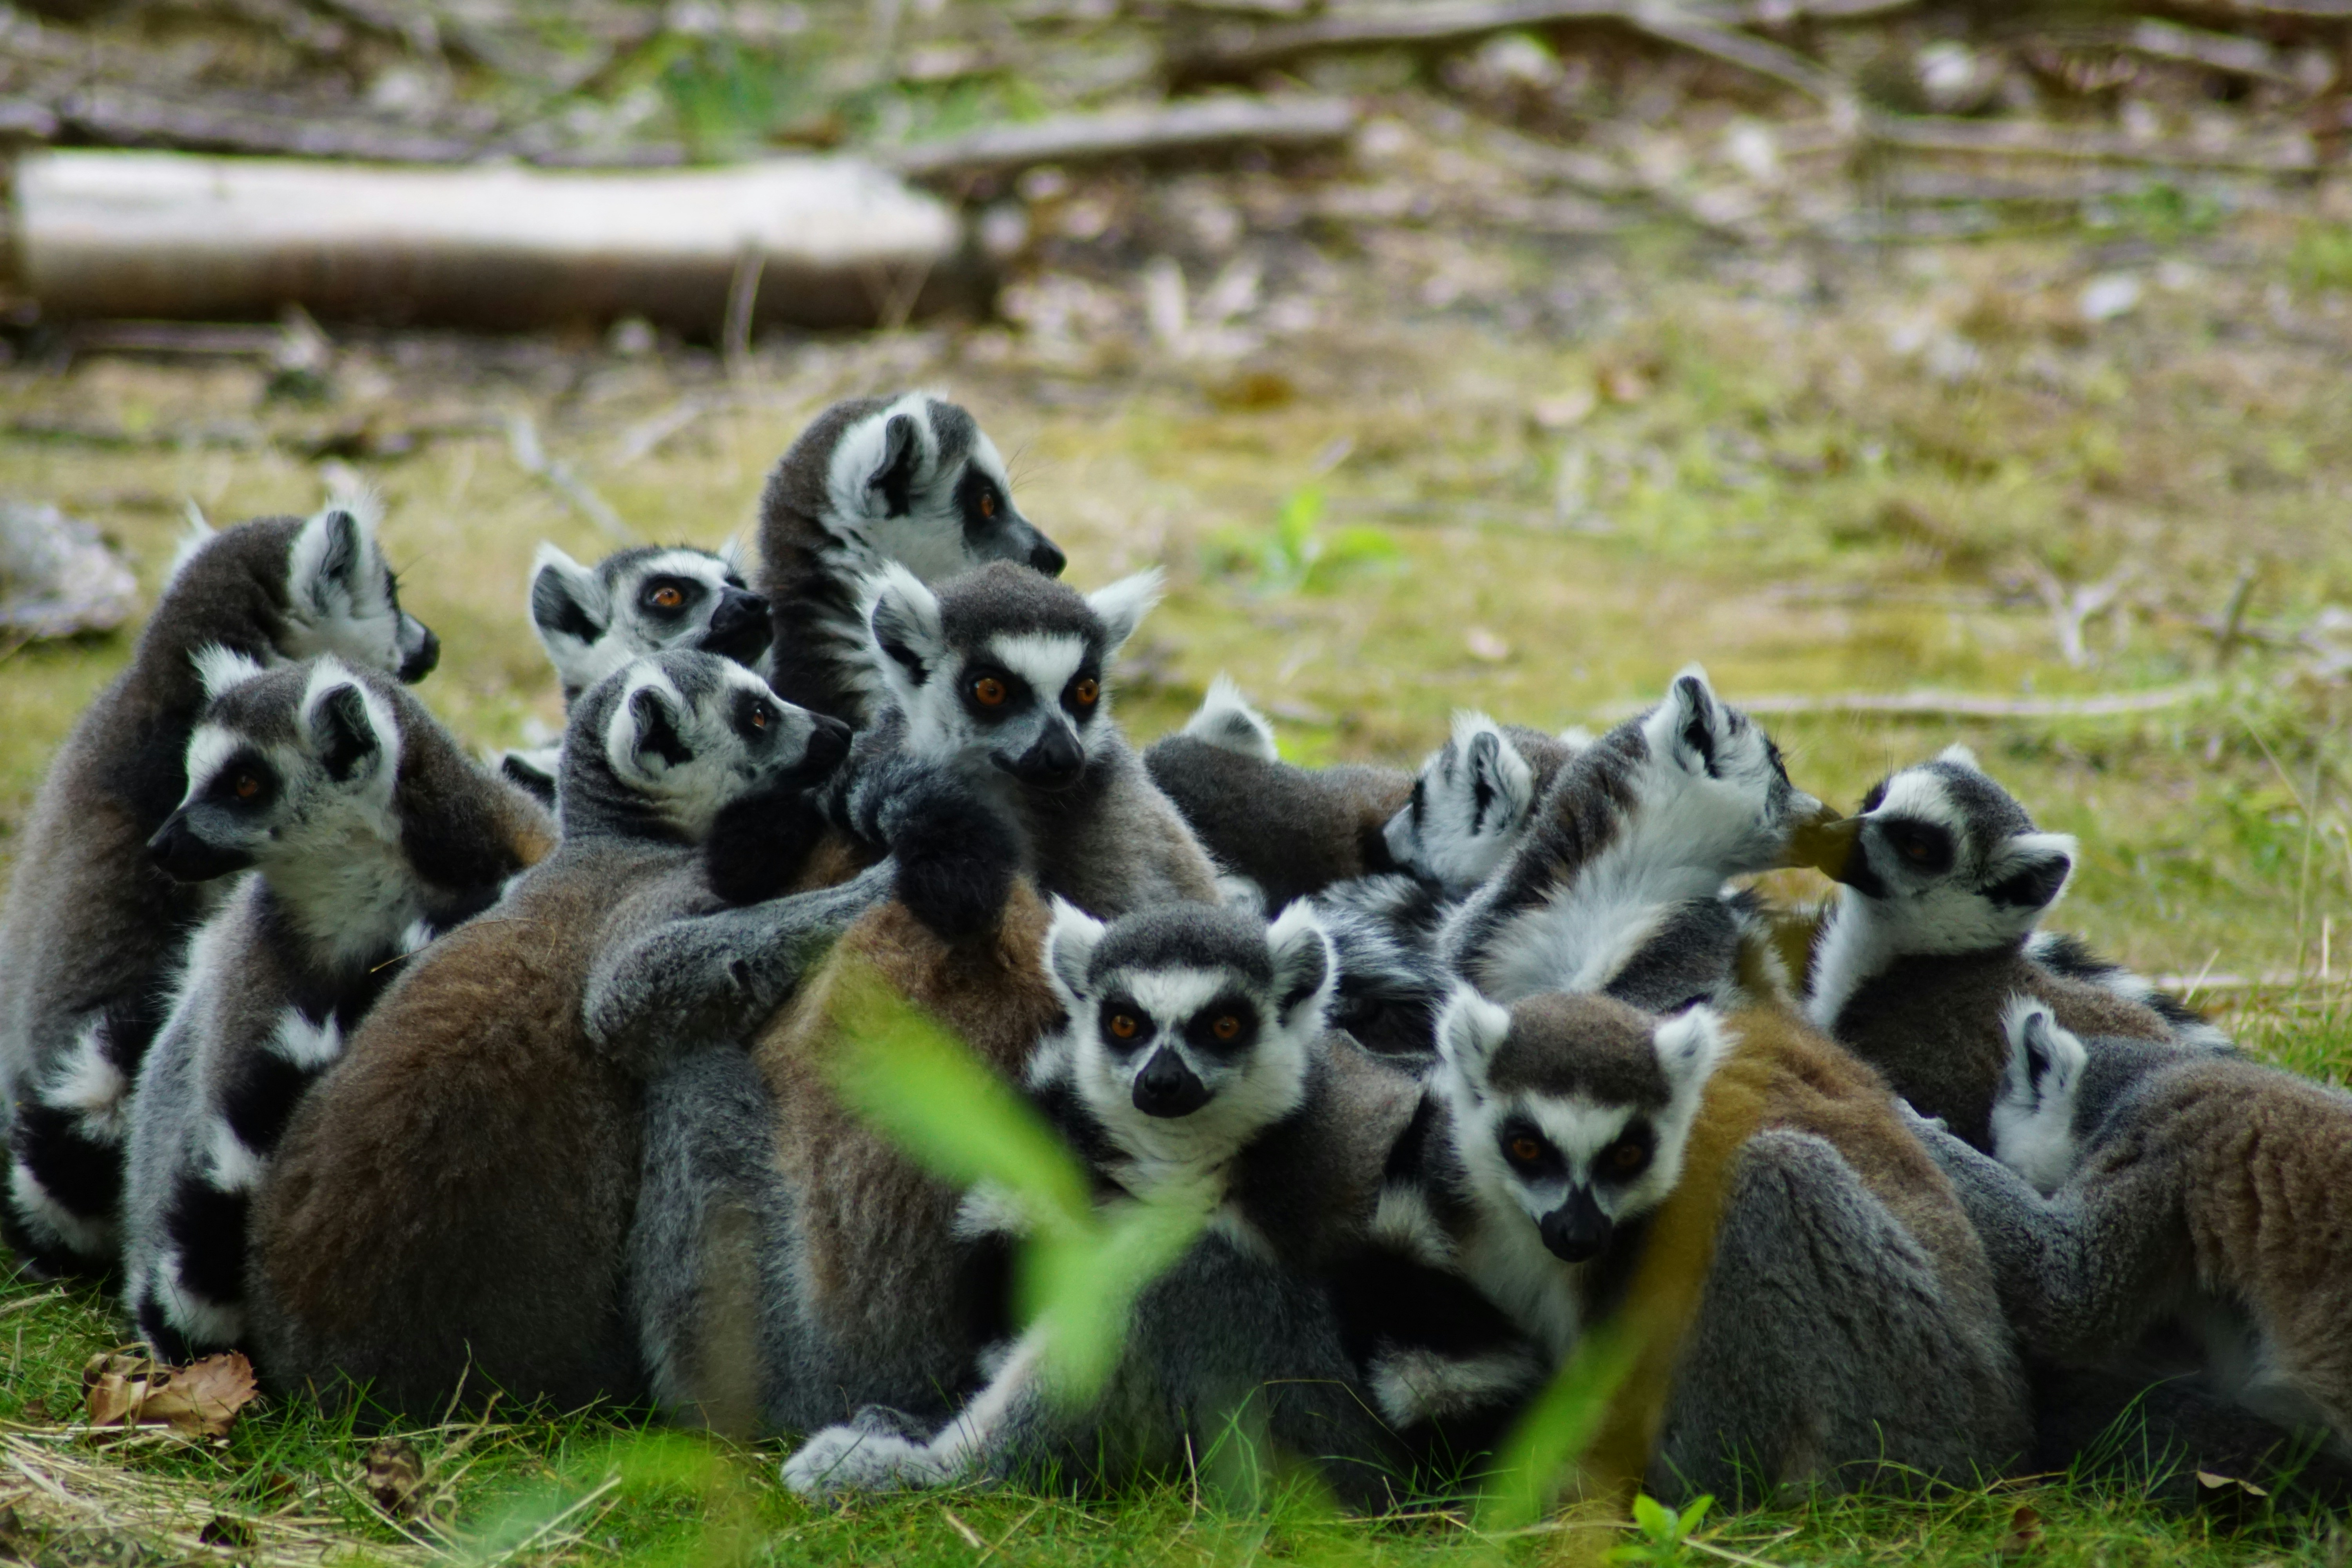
left=2, top=497, right=436, bottom=1278
left=757, top=393, right=1065, bottom=726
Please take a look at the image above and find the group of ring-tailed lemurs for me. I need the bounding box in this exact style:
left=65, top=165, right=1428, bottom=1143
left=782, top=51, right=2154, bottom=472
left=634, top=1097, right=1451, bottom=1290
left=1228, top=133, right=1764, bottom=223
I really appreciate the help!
left=4, top=390, right=2348, bottom=1514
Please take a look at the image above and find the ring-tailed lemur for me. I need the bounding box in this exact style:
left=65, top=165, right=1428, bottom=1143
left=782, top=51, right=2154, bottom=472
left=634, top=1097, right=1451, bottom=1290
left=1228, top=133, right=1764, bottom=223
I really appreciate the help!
left=1365, top=987, right=2027, bottom=1506
left=780, top=898, right=1417, bottom=1504
left=1438, top=668, right=1832, bottom=1013
left=664, top=564, right=1228, bottom=1439
left=499, top=542, right=773, bottom=804
left=757, top=393, right=1065, bottom=726
left=246, top=651, right=850, bottom=1414
left=1910, top=1001, right=2352, bottom=1463
left=1142, top=680, right=1413, bottom=911
left=1799, top=747, right=2183, bottom=1149
left=1, top=494, right=438, bottom=1280
left=122, top=656, right=552, bottom=1359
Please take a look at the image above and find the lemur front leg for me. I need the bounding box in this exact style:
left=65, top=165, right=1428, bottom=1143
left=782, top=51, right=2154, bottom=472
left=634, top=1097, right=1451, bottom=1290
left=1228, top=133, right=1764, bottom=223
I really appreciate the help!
left=784, top=1332, right=1055, bottom=1497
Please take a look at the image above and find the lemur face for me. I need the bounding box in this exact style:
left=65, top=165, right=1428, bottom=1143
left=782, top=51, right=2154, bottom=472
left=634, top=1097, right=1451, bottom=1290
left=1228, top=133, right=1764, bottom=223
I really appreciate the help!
left=151, top=655, right=403, bottom=883
left=1040, top=899, right=1332, bottom=1150
left=865, top=561, right=1160, bottom=791
left=1631, top=666, right=1830, bottom=877
left=1809, top=747, right=2077, bottom=953
left=276, top=493, right=439, bottom=683
left=595, top=651, right=851, bottom=841
left=530, top=543, right=771, bottom=703
left=824, top=393, right=1065, bottom=583
left=1435, top=989, right=1726, bottom=1264
left=1989, top=998, right=2091, bottom=1194
left=1387, top=712, right=1539, bottom=895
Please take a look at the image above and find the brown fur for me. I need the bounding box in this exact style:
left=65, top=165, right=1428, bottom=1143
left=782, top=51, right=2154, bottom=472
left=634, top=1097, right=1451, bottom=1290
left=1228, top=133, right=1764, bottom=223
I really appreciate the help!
left=1142, top=737, right=1411, bottom=908
left=248, top=840, right=700, bottom=1415
left=753, top=881, right=1067, bottom=1421
left=1831, top=949, right=2171, bottom=1149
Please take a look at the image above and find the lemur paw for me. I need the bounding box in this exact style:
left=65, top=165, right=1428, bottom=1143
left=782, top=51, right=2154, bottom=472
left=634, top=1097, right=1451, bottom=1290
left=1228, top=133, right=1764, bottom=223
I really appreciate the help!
left=704, top=789, right=828, bottom=907
left=782, top=1421, right=954, bottom=1497
left=890, top=781, right=1021, bottom=942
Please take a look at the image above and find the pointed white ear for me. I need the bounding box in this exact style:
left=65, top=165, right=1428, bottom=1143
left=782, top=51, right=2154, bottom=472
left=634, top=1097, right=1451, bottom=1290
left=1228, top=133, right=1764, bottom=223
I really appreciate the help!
left=1453, top=712, right=1535, bottom=824
left=607, top=668, right=691, bottom=782
left=1651, top=662, right=1726, bottom=778
left=1434, top=985, right=1511, bottom=1086
left=167, top=500, right=216, bottom=586
left=1266, top=901, right=1335, bottom=1031
left=1653, top=1005, right=1730, bottom=1100
left=1086, top=568, right=1163, bottom=657
left=1984, top=831, right=2076, bottom=913
left=2000, top=996, right=2083, bottom=1107
left=301, top=659, right=392, bottom=782
left=288, top=492, right=387, bottom=615
left=864, top=562, right=946, bottom=692
left=1937, top=742, right=1982, bottom=771
left=1042, top=897, right=1108, bottom=1013
left=528, top=542, right=609, bottom=653
left=1182, top=675, right=1277, bottom=761
left=1557, top=725, right=1595, bottom=751
left=192, top=643, right=267, bottom=700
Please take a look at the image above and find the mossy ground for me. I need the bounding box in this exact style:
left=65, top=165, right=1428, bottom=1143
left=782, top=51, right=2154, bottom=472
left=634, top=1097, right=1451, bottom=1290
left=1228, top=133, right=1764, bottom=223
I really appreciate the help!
left=2, top=199, right=2349, bottom=1562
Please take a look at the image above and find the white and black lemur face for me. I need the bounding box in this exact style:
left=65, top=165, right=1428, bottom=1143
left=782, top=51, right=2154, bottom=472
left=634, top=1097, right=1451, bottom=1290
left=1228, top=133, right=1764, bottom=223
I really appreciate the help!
left=149, top=653, right=404, bottom=885
left=823, top=393, right=1065, bottom=583
left=267, top=491, right=439, bottom=683
left=580, top=650, right=851, bottom=842
left=1387, top=712, right=1541, bottom=895
left=1988, top=998, right=2092, bottom=1196
left=865, top=560, right=1161, bottom=791
left=1624, top=666, right=1826, bottom=879
left=1038, top=899, right=1334, bottom=1158
left=1434, top=987, right=1726, bottom=1264
left=528, top=543, right=771, bottom=703
left=1812, top=747, right=2078, bottom=954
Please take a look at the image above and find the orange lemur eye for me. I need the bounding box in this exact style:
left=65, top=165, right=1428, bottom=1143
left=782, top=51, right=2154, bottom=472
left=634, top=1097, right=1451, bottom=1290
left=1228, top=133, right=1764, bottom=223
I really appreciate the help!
left=1211, top=1014, right=1241, bottom=1042
left=979, top=489, right=997, bottom=519
left=1508, top=1136, right=1543, bottom=1165
left=1608, top=1142, right=1647, bottom=1174
left=651, top=585, right=683, bottom=609
left=749, top=707, right=769, bottom=730
left=973, top=676, right=1008, bottom=707
left=1108, top=1011, right=1140, bottom=1040
left=1071, top=678, right=1100, bottom=707
left=233, top=773, right=261, bottom=800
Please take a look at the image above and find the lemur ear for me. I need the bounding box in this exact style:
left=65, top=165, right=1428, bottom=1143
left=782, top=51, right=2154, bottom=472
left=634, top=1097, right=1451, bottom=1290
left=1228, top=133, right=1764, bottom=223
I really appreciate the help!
left=303, top=665, right=383, bottom=782
left=1433, top=985, right=1511, bottom=1085
left=1085, top=568, right=1164, bottom=657
left=867, top=412, right=923, bottom=517
left=1984, top=831, right=2075, bottom=912
left=290, top=500, right=372, bottom=613
left=1657, top=663, right=1724, bottom=779
left=2000, top=996, right=2084, bottom=1106
left=1267, top=901, right=1334, bottom=1030
left=864, top=563, right=946, bottom=688
left=1182, top=675, right=1278, bottom=762
left=1653, top=1004, right=1730, bottom=1100
left=1937, top=742, right=1982, bottom=772
left=611, top=673, right=693, bottom=779
left=529, top=542, right=609, bottom=652
left=1454, top=712, right=1535, bottom=825
left=192, top=643, right=267, bottom=700
left=1042, top=897, right=1107, bottom=1012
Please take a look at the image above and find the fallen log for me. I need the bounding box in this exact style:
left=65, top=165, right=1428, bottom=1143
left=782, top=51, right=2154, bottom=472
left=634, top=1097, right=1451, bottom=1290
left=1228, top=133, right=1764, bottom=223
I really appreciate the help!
left=886, top=94, right=1359, bottom=183
left=10, top=149, right=982, bottom=333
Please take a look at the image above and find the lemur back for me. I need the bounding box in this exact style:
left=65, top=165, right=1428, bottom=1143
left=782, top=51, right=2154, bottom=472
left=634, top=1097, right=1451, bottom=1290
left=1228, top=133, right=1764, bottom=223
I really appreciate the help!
left=122, top=657, right=551, bottom=1361
left=756, top=392, right=1065, bottom=726
left=246, top=652, right=847, bottom=1413
left=1, top=496, right=438, bottom=1280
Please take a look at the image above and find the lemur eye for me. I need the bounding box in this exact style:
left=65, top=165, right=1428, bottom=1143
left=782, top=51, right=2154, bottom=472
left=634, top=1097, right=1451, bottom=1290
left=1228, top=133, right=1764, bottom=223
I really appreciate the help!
left=649, top=584, right=684, bottom=610
left=1506, top=1136, right=1544, bottom=1165
left=748, top=706, right=769, bottom=731
left=1606, top=1141, right=1649, bottom=1176
left=978, top=488, right=997, bottom=520
left=1070, top=678, right=1099, bottom=708
left=232, top=773, right=261, bottom=800
left=1210, top=1014, right=1241, bottom=1041
left=973, top=676, right=1008, bottom=708
left=1107, top=1011, right=1140, bottom=1040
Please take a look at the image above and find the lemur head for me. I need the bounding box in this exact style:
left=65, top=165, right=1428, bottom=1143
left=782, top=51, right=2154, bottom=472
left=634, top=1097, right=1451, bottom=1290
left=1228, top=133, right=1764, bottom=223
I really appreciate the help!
left=1387, top=712, right=1542, bottom=895
left=561, top=650, right=851, bottom=843
left=1810, top=747, right=2077, bottom=955
left=1988, top=998, right=2091, bottom=1194
left=1619, top=666, right=1828, bottom=877
left=263, top=491, right=439, bottom=683
left=149, top=653, right=405, bottom=884
left=772, top=392, right=1064, bottom=582
left=1434, top=987, right=1728, bottom=1264
left=528, top=542, right=771, bottom=703
left=1038, top=898, right=1334, bottom=1147
left=864, top=561, right=1161, bottom=791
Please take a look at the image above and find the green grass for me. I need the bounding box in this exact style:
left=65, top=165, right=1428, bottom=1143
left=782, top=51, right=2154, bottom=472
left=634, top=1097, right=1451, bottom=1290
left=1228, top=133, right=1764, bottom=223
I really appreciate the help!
left=4, top=206, right=2351, bottom=1561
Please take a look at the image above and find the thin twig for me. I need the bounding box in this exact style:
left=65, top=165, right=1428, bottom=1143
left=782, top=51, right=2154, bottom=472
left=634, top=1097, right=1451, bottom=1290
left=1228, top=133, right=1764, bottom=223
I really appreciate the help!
left=505, top=413, right=636, bottom=545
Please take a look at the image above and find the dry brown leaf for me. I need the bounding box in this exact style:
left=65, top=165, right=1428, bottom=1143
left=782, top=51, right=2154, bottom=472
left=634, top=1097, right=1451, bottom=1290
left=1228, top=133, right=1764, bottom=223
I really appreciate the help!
left=2195, top=1468, right=2272, bottom=1530
left=365, top=1437, right=428, bottom=1519
left=1996, top=1503, right=2045, bottom=1557
left=81, top=1350, right=258, bottom=1437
